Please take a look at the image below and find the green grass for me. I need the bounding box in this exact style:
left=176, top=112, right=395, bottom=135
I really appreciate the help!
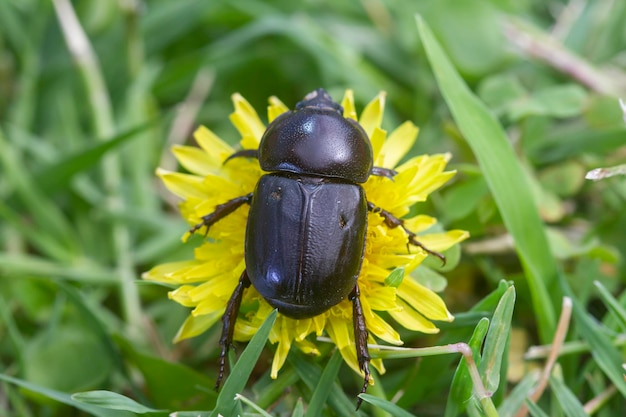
left=1, top=0, right=625, bottom=416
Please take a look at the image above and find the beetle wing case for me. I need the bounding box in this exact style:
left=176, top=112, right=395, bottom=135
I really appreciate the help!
left=245, top=174, right=367, bottom=319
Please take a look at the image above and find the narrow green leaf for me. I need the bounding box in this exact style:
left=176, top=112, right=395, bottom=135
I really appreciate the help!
left=479, top=286, right=516, bottom=393
left=305, top=349, right=343, bottom=417
left=0, top=374, right=135, bottom=417
left=525, top=399, right=551, bottom=417
left=446, top=317, right=489, bottom=417
left=288, top=351, right=362, bottom=416
left=291, top=398, right=305, bottom=417
left=549, top=376, right=590, bottom=417
left=561, top=276, right=626, bottom=397
left=416, top=16, right=557, bottom=343
left=71, top=390, right=161, bottom=413
left=593, top=280, right=626, bottom=328
left=32, top=121, right=154, bottom=196
left=210, top=309, right=277, bottom=417
left=234, top=393, right=273, bottom=417
left=358, top=394, right=418, bottom=417
left=497, top=371, right=540, bottom=417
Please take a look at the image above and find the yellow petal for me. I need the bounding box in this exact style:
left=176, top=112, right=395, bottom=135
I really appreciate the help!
left=157, top=169, right=207, bottom=200
left=380, top=121, right=419, bottom=168
left=359, top=92, right=386, bottom=138
left=414, top=230, right=470, bottom=252
left=193, top=126, right=234, bottom=162
left=173, top=311, right=221, bottom=342
left=326, top=314, right=352, bottom=350
left=341, top=89, right=357, bottom=120
left=142, top=260, right=200, bottom=283
left=268, top=96, right=289, bottom=122
left=397, top=278, right=454, bottom=321
left=229, top=93, right=266, bottom=145
left=370, top=127, right=387, bottom=163
left=295, top=338, right=320, bottom=356
left=389, top=300, right=441, bottom=334
left=172, top=145, right=217, bottom=176
left=271, top=316, right=293, bottom=378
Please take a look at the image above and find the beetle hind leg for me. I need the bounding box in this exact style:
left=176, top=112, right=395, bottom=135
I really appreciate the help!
left=367, top=202, right=446, bottom=265
left=349, top=283, right=371, bottom=410
left=215, top=269, right=251, bottom=390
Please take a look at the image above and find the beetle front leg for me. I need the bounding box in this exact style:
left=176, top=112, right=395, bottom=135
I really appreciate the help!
left=223, top=149, right=259, bottom=164
left=367, top=202, right=446, bottom=264
left=189, top=193, right=253, bottom=235
left=215, top=269, right=251, bottom=390
left=371, top=166, right=397, bottom=179
left=349, top=283, right=370, bottom=410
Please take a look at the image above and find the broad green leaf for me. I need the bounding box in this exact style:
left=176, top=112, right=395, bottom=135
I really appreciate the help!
left=71, top=391, right=161, bottom=413
left=23, top=326, right=114, bottom=393
left=417, top=16, right=557, bottom=343
left=445, top=317, right=489, bottom=417
left=358, top=394, right=418, bottom=417
left=508, top=84, right=587, bottom=120
left=210, top=309, right=277, bottom=417
left=479, top=286, right=516, bottom=393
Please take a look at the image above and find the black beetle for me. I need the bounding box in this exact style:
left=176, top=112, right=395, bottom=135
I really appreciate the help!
left=190, top=89, right=444, bottom=408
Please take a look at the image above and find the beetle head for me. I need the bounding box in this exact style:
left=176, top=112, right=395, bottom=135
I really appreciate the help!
left=259, top=89, right=374, bottom=183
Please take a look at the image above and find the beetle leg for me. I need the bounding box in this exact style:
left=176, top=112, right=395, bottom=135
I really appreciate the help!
left=367, top=202, right=446, bottom=265
left=371, top=166, right=397, bottom=179
left=189, top=193, right=253, bottom=235
left=215, top=269, right=251, bottom=390
left=223, top=149, right=259, bottom=164
left=349, top=283, right=370, bottom=410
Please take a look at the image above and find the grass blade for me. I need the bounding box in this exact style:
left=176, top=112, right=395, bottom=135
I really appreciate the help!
left=479, top=286, right=516, bottom=394
left=549, top=376, right=590, bottom=417
left=210, top=309, right=277, bottom=417
left=561, top=277, right=626, bottom=397
left=416, top=15, right=557, bottom=343
left=446, top=317, right=489, bottom=417
left=0, top=374, right=136, bottom=417
left=358, top=394, right=418, bottom=417
left=304, top=349, right=344, bottom=417
left=593, top=280, right=626, bottom=328
left=71, top=390, right=161, bottom=413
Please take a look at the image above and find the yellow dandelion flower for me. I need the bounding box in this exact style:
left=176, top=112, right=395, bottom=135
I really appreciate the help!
left=144, top=89, right=468, bottom=394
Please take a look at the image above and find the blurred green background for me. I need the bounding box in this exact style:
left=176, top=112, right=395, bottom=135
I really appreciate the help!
left=1, top=0, right=625, bottom=416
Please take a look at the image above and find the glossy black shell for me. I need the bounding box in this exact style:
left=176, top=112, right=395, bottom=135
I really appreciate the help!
left=245, top=174, right=367, bottom=319
left=258, top=89, right=374, bottom=184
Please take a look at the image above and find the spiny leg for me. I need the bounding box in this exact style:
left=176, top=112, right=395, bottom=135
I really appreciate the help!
left=349, top=283, right=371, bottom=410
left=367, top=201, right=446, bottom=264
left=215, top=269, right=251, bottom=390
left=189, top=193, right=253, bottom=235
